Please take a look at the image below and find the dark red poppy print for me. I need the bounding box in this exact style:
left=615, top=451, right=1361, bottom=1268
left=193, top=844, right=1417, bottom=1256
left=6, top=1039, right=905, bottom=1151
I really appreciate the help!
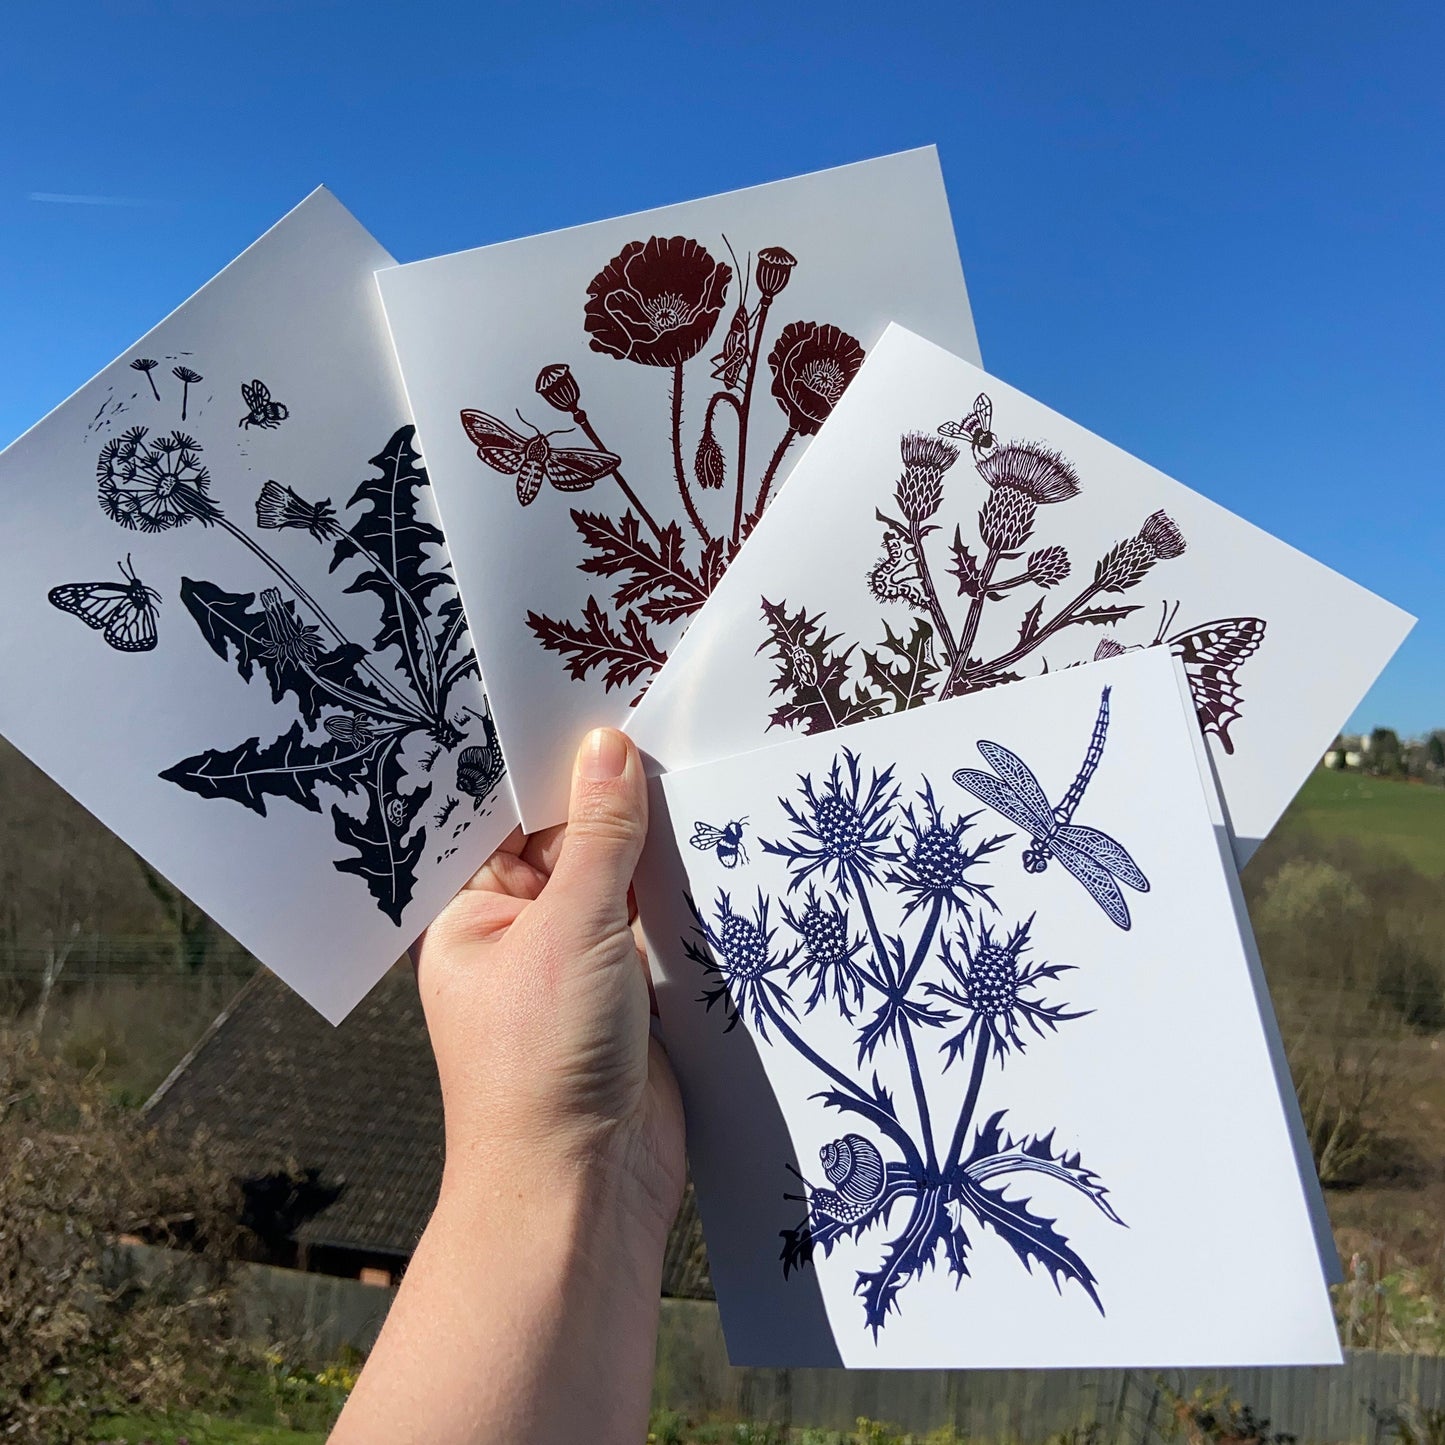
left=584, top=236, right=732, bottom=368
left=461, top=233, right=865, bottom=699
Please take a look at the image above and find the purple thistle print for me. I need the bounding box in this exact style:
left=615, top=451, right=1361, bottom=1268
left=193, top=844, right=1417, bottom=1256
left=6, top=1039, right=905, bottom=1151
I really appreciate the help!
left=681, top=694, right=1142, bottom=1338
left=759, top=400, right=1268, bottom=755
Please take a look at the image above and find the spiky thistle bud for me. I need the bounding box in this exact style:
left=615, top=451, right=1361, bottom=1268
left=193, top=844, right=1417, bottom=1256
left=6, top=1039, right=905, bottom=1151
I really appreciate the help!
left=1027, top=545, right=1070, bottom=589
left=979, top=484, right=1037, bottom=553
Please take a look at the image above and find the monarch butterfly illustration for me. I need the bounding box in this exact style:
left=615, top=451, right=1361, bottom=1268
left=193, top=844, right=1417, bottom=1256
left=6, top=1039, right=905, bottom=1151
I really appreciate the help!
left=938, top=393, right=998, bottom=461
left=690, top=817, right=749, bottom=868
left=47, top=556, right=160, bottom=653
left=459, top=409, right=621, bottom=506
left=239, top=378, right=289, bottom=430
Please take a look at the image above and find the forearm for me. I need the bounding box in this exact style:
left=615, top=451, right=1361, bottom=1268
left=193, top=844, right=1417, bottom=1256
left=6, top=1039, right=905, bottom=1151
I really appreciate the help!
left=332, top=1154, right=667, bottom=1444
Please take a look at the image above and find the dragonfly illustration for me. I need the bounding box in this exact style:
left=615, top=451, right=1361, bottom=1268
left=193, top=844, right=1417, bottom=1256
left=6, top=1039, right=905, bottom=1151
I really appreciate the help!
left=952, top=686, right=1149, bottom=929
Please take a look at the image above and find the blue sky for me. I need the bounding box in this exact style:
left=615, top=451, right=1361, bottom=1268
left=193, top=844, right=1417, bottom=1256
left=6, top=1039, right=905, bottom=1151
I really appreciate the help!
left=3, top=1, right=1440, bottom=734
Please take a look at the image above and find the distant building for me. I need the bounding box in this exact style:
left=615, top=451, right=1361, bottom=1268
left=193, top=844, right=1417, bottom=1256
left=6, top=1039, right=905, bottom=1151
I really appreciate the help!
left=146, top=964, right=711, bottom=1296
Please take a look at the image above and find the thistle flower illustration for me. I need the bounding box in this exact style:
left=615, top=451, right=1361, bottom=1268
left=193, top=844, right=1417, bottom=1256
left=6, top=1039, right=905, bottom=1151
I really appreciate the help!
left=762, top=749, right=898, bottom=897
left=928, top=917, right=1085, bottom=1064
left=782, top=885, right=871, bottom=1017
left=886, top=782, right=1003, bottom=920
left=976, top=442, right=1080, bottom=503
left=895, top=431, right=959, bottom=524
left=978, top=484, right=1037, bottom=554
left=684, top=890, right=799, bottom=1036
left=255, top=481, right=339, bottom=542
left=755, top=246, right=797, bottom=301
left=172, top=366, right=202, bottom=422
left=1093, top=510, right=1188, bottom=593
left=1027, top=545, right=1070, bottom=589
left=256, top=587, right=325, bottom=667
left=130, top=357, right=161, bottom=401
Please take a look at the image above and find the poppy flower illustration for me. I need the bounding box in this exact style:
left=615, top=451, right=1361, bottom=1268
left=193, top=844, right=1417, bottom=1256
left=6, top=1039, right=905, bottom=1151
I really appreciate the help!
left=768, top=321, right=866, bottom=436
left=584, top=236, right=732, bottom=368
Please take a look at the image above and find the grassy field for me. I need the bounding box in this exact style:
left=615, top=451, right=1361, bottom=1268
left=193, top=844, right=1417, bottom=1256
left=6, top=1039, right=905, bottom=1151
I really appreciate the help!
left=1275, top=768, right=1445, bottom=875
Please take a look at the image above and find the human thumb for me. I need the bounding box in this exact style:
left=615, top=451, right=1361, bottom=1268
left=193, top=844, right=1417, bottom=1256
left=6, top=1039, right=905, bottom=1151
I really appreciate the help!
left=545, top=728, right=648, bottom=946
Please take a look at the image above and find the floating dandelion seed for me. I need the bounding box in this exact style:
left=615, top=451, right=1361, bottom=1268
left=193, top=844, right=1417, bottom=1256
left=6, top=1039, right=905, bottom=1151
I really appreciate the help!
left=130, top=358, right=160, bottom=401
left=172, top=366, right=202, bottom=421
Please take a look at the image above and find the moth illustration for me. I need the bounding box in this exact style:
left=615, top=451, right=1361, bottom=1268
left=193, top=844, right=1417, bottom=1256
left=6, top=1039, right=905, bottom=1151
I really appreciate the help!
left=460, top=409, right=621, bottom=506
left=47, top=555, right=160, bottom=653
left=938, top=393, right=998, bottom=461
left=690, top=817, right=749, bottom=868
left=1097, top=603, right=1266, bottom=756
left=953, top=686, right=1149, bottom=929
left=239, top=378, right=290, bottom=430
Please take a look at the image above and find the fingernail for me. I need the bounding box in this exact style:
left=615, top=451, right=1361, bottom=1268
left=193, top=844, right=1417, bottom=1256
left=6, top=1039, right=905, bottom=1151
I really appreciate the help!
left=579, top=727, right=627, bottom=781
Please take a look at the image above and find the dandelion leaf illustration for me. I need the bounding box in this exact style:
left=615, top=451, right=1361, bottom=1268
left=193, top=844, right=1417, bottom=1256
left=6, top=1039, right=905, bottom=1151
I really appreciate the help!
left=160, top=720, right=375, bottom=817
left=527, top=596, right=667, bottom=691
left=178, top=578, right=382, bottom=729
left=758, top=598, right=882, bottom=734
left=331, top=737, right=431, bottom=926
left=331, top=425, right=450, bottom=670
left=861, top=618, right=941, bottom=713
left=571, top=510, right=708, bottom=626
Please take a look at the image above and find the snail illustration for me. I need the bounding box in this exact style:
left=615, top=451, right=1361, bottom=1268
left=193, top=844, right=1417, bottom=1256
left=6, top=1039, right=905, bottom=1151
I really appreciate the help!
left=810, top=1134, right=886, bottom=1223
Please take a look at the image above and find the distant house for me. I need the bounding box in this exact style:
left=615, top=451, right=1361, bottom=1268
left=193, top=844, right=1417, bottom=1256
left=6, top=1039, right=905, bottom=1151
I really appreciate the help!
left=146, top=964, right=711, bottom=1297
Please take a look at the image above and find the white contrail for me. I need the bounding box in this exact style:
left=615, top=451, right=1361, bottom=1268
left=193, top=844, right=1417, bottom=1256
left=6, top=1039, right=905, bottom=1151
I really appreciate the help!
left=27, top=191, right=146, bottom=207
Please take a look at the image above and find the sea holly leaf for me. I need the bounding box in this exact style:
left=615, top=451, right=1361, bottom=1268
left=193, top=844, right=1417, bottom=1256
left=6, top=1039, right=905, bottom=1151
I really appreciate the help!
left=780, top=1221, right=815, bottom=1278
left=572, top=510, right=707, bottom=616
left=861, top=618, right=941, bottom=713
left=527, top=597, right=666, bottom=690
left=953, top=1174, right=1103, bottom=1312
left=949, top=525, right=984, bottom=598
left=964, top=1111, right=1123, bottom=1224
left=331, top=734, right=431, bottom=926
left=758, top=598, right=883, bottom=734
left=856, top=1189, right=950, bottom=1336
left=331, top=425, right=452, bottom=689
left=178, top=578, right=383, bottom=729
left=159, top=720, right=378, bottom=817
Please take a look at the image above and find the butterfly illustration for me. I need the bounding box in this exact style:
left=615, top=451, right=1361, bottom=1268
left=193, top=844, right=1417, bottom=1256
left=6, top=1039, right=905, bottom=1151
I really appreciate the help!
left=239, top=378, right=289, bottom=430
left=1096, top=602, right=1266, bottom=756
left=938, top=393, right=998, bottom=461
left=47, top=555, right=161, bottom=653
left=953, top=687, right=1149, bottom=929
left=460, top=409, right=621, bottom=506
left=691, top=817, right=749, bottom=868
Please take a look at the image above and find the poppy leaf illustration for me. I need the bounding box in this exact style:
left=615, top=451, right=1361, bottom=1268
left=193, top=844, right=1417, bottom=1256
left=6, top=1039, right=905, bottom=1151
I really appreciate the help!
left=571, top=510, right=707, bottom=616
left=330, top=734, right=431, bottom=926
left=860, top=618, right=942, bottom=714
left=526, top=596, right=668, bottom=691
left=159, top=719, right=377, bottom=817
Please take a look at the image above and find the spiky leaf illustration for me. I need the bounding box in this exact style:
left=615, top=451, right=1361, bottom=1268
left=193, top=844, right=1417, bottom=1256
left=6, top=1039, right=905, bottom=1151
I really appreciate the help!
left=572, top=510, right=707, bottom=622
left=330, top=426, right=449, bottom=680
left=857, top=1188, right=950, bottom=1335
left=159, top=720, right=376, bottom=816
left=527, top=596, right=667, bottom=690
left=964, top=1111, right=1122, bottom=1224
left=861, top=618, right=942, bottom=713
left=178, top=578, right=383, bottom=729
left=758, top=598, right=882, bottom=734
left=331, top=734, right=431, bottom=925
left=949, top=526, right=985, bottom=598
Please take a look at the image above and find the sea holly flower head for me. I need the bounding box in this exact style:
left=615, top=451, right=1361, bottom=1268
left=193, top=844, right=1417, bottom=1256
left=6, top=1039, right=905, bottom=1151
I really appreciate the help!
left=684, top=890, right=798, bottom=1036
left=782, top=885, right=870, bottom=1017
left=929, top=916, right=1086, bottom=1063
left=763, top=749, right=898, bottom=896
left=767, top=321, right=866, bottom=436
left=584, top=235, right=732, bottom=368
left=257, top=587, right=324, bottom=667
left=255, top=481, right=339, bottom=542
left=975, top=441, right=1081, bottom=504
left=886, top=782, right=1003, bottom=919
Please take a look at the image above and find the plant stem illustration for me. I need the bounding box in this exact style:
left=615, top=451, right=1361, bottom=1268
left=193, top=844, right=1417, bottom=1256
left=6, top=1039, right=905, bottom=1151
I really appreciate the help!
left=78, top=399, right=499, bottom=924
left=683, top=702, right=1140, bottom=1335
left=458, top=235, right=865, bottom=698
left=759, top=399, right=1267, bottom=755
left=130, top=358, right=161, bottom=401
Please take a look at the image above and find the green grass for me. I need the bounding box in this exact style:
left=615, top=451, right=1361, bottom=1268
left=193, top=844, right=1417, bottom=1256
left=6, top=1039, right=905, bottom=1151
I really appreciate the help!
left=1279, top=769, right=1445, bottom=875
left=93, top=1415, right=327, bottom=1444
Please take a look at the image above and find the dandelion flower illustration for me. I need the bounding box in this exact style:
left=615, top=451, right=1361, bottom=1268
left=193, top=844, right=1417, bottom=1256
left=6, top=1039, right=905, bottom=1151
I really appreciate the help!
left=256, top=587, right=325, bottom=667
left=255, top=481, right=339, bottom=542
left=130, top=357, right=161, bottom=401
left=172, top=365, right=202, bottom=421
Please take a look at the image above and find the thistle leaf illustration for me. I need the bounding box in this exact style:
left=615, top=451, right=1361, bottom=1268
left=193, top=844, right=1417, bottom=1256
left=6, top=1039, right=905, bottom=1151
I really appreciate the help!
left=860, top=618, right=942, bottom=714
left=159, top=719, right=376, bottom=816
left=759, top=598, right=883, bottom=734
left=949, top=526, right=985, bottom=598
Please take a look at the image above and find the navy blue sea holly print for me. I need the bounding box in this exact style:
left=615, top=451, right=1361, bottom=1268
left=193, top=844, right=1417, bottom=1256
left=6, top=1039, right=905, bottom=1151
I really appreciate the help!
left=681, top=692, right=1141, bottom=1337
left=458, top=236, right=865, bottom=699
left=759, top=399, right=1268, bottom=755
left=60, top=357, right=502, bottom=926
